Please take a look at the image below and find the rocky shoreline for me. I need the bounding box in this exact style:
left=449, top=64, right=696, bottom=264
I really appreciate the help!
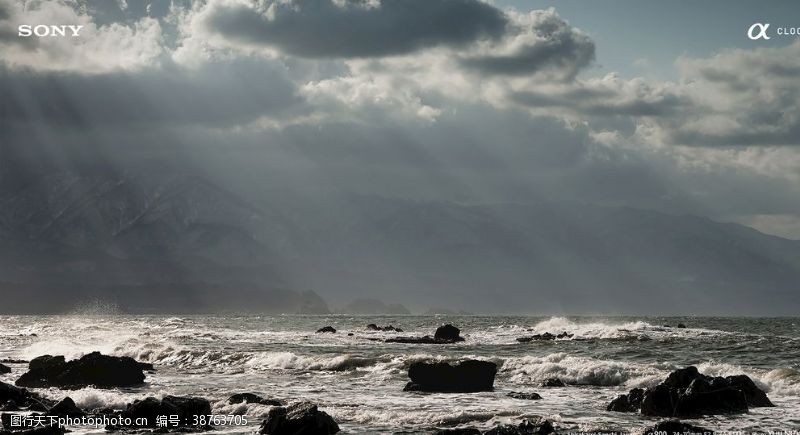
left=0, top=323, right=772, bottom=434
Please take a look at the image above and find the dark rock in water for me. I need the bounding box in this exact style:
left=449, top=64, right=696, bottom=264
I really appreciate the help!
left=316, top=326, right=336, bottom=333
left=388, top=324, right=463, bottom=344
left=228, top=393, right=283, bottom=406
left=607, top=388, right=644, bottom=412
left=47, top=397, right=86, bottom=417
left=28, top=355, right=65, bottom=372
left=434, top=429, right=481, bottom=435
left=385, top=336, right=439, bottom=344
left=404, top=360, right=497, bottom=393
left=258, top=401, right=339, bottom=434
left=644, top=420, right=713, bottom=435
left=113, top=395, right=212, bottom=429
left=0, top=363, right=10, bottom=374
left=540, top=378, right=565, bottom=388
left=138, top=362, right=156, bottom=372
left=434, top=325, right=464, bottom=342
left=507, top=391, right=542, bottom=400
left=1, top=381, right=54, bottom=410
left=516, top=332, right=573, bottom=342
left=608, top=366, right=771, bottom=417
left=366, top=324, right=403, bottom=332
left=16, top=352, right=146, bottom=389
left=677, top=323, right=687, bottom=328
left=347, top=333, right=354, bottom=336
left=725, top=374, right=774, bottom=407
left=484, top=418, right=555, bottom=435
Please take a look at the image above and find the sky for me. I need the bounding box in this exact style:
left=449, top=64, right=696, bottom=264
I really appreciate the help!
left=2, top=0, right=800, bottom=239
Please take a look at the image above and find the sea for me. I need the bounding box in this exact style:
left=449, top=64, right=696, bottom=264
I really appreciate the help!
left=1, top=315, right=799, bottom=434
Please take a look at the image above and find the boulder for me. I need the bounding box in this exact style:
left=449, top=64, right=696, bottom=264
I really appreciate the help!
left=258, top=401, right=339, bottom=435
left=540, top=378, right=565, bottom=388
left=316, top=326, right=336, bottom=334
left=725, top=375, right=773, bottom=407
left=16, top=352, right=146, bottom=389
left=677, top=323, right=687, bottom=329
left=507, top=391, right=542, bottom=400
left=112, top=395, right=212, bottom=429
left=228, top=393, right=283, bottom=406
left=0, top=364, right=10, bottom=374
left=434, top=325, right=464, bottom=342
left=643, top=420, right=713, bottom=435
left=607, top=366, right=771, bottom=417
left=28, top=356, right=65, bottom=372
left=47, top=397, right=86, bottom=417
left=404, top=360, right=497, bottom=393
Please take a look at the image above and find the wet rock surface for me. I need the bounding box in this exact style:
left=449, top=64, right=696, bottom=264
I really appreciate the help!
left=404, top=360, right=497, bottom=393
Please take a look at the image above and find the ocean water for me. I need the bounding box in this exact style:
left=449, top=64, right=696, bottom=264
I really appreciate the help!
left=1, top=315, right=799, bottom=433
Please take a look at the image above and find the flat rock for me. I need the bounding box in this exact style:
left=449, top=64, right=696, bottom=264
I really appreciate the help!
left=404, top=360, right=497, bottom=393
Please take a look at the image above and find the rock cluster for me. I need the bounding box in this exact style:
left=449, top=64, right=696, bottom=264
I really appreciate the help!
left=16, top=352, right=147, bottom=389
left=386, top=324, right=465, bottom=344
left=607, top=366, right=772, bottom=417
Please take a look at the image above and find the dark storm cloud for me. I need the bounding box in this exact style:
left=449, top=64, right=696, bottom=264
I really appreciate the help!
left=460, top=13, right=595, bottom=78
left=511, top=87, right=689, bottom=117
left=0, top=60, right=303, bottom=127
left=203, top=0, right=508, bottom=58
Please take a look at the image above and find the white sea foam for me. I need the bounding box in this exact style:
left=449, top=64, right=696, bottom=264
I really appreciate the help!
left=501, top=352, right=664, bottom=386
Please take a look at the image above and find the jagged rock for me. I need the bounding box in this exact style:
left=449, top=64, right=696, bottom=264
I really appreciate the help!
left=434, top=325, right=464, bottom=342
left=608, top=366, right=771, bottom=417
left=484, top=418, right=555, bottom=435
left=606, top=388, right=644, bottom=412
left=111, top=395, right=212, bottom=429
left=16, top=352, right=146, bottom=389
left=366, top=324, right=403, bottom=332
left=47, top=397, right=86, bottom=417
left=228, top=393, right=283, bottom=406
left=507, top=391, right=542, bottom=400
left=0, top=381, right=54, bottom=410
left=258, top=401, right=339, bottom=434
left=316, top=326, right=336, bottom=334
left=540, top=378, right=565, bottom=388
left=643, top=420, right=713, bottom=435
left=404, top=360, right=497, bottom=393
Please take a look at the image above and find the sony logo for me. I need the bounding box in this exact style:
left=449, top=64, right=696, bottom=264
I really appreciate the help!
left=18, top=24, right=84, bottom=37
